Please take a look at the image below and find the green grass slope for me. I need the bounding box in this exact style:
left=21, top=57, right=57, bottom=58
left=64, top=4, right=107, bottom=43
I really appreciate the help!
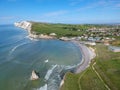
left=94, top=44, right=120, bottom=90
left=31, top=22, right=86, bottom=37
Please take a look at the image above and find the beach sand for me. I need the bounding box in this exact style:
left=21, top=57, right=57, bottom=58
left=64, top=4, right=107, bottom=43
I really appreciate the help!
left=72, top=40, right=96, bottom=73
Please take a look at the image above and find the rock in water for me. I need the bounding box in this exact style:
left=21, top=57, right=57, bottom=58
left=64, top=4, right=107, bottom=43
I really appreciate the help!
left=30, top=70, right=39, bottom=80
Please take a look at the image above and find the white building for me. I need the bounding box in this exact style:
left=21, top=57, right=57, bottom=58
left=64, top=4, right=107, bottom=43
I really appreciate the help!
left=109, top=46, right=120, bottom=52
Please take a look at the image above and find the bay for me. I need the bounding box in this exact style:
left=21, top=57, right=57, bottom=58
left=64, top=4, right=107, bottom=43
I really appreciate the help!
left=0, top=25, right=82, bottom=90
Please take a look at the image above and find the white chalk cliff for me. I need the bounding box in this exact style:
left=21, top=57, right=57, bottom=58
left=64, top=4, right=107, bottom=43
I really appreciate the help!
left=14, top=21, right=55, bottom=39
left=14, top=21, right=31, bottom=31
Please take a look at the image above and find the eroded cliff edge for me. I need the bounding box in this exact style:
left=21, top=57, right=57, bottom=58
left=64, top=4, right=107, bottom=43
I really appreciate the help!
left=14, top=21, right=55, bottom=39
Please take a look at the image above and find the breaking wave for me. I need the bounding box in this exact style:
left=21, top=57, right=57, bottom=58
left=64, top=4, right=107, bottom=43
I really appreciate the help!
left=44, top=59, right=49, bottom=63
left=5, top=42, right=31, bottom=63
left=42, top=63, right=79, bottom=90
left=26, top=35, right=39, bottom=41
left=9, top=42, right=29, bottom=56
left=45, top=65, right=58, bottom=80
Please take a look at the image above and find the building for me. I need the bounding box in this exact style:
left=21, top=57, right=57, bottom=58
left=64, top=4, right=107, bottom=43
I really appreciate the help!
left=109, top=46, right=120, bottom=52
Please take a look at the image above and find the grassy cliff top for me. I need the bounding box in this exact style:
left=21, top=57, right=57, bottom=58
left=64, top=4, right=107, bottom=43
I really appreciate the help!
left=31, top=22, right=87, bottom=37
left=31, top=22, right=118, bottom=37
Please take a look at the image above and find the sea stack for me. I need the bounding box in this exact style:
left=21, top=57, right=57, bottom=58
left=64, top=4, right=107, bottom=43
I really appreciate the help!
left=30, top=70, right=39, bottom=80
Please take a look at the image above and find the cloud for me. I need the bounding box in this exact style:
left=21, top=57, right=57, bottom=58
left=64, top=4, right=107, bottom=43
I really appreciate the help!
left=76, top=2, right=98, bottom=11
left=43, top=10, right=68, bottom=17
left=69, top=0, right=83, bottom=6
left=0, top=16, right=15, bottom=20
left=76, top=0, right=120, bottom=11
left=7, top=0, right=23, bottom=2
left=7, top=0, right=18, bottom=2
left=116, top=4, right=120, bottom=8
left=97, top=0, right=120, bottom=9
left=32, top=10, right=69, bottom=23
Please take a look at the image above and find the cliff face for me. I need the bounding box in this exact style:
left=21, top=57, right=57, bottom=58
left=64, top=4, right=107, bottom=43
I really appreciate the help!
left=14, top=21, right=55, bottom=39
left=14, top=21, right=31, bottom=31
left=14, top=21, right=39, bottom=38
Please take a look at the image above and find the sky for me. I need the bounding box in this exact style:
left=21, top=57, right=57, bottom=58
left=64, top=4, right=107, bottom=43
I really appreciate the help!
left=0, top=0, right=120, bottom=24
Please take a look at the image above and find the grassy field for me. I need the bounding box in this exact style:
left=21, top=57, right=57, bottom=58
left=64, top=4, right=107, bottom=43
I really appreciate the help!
left=79, top=67, right=107, bottom=90
left=60, top=72, right=80, bottom=90
left=31, top=22, right=86, bottom=37
left=60, top=44, right=120, bottom=90
left=94, top=44, right=120, bottom=90
left=60, top=67, right=107, bottom=90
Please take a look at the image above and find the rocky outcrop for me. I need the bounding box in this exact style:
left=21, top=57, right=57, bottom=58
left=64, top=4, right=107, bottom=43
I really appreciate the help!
left=29, top=33, right=55, bottom=39
left=60, top=74, right=65, bottom=87
left=30, top=70, right=39, bottom=80
left=59, top=37, right=71, bottom=41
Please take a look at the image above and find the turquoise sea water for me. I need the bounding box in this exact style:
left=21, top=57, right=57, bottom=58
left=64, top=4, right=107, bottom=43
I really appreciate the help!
left=0, top=25, right=82, bottom=90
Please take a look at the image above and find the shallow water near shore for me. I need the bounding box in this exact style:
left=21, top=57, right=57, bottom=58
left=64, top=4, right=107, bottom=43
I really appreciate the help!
left=0, top=25, right=82, bottom=90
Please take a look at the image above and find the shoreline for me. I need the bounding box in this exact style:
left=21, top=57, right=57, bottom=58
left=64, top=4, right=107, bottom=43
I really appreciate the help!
left=15, top=21, right=57, bottom=39
left=14, top=21, right=96, bottom=73
left=59, top=40, right=96, bottom=87
left=14, top=21, right=96, bottom=88
left=71, top=40, right=96, bottom=73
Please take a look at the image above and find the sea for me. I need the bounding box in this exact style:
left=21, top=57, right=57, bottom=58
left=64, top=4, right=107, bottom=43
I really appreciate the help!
left=0, top=25, right=82, bottom=90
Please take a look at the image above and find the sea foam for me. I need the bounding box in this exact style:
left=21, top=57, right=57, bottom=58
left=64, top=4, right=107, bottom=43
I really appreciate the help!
left=44, top=59, right=49, bottom=63
left=45, top=65, right=57, bottom=80
left=9, top=42, right=28, bottom=55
